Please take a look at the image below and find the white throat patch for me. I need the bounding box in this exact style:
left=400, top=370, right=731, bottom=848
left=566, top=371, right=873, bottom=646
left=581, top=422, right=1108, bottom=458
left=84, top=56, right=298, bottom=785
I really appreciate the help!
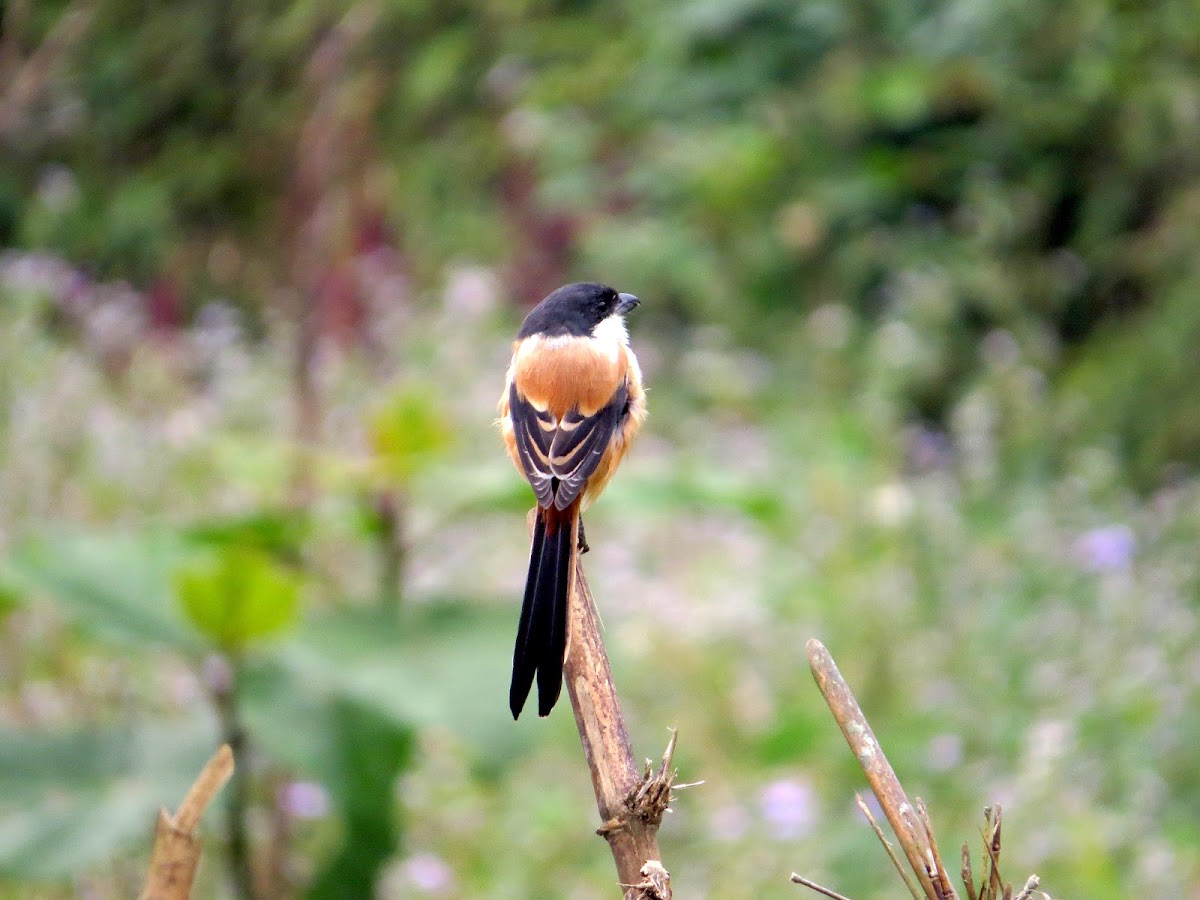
left=591, top=314, right=628, bottom=362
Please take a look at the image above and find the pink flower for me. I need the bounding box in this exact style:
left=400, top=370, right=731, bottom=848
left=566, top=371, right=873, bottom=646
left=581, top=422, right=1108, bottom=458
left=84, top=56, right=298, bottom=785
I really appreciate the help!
left=398, top=853, right=454, bottom=893
left=1074, top=525, right=1135, bottom=573
left=278, top=781, right=330, bottom=819
left=760, top=777, right=817, bottom=839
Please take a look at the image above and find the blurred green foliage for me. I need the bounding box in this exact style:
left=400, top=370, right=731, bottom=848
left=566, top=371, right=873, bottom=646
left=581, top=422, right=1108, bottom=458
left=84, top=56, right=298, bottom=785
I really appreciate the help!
left=367, top=386, right=454, bottom=484
left=175, top=547, right=302, bottom=653
left=1, top=0, right=1200, bottom=897
left=4, top=0, right=1199, bottom=477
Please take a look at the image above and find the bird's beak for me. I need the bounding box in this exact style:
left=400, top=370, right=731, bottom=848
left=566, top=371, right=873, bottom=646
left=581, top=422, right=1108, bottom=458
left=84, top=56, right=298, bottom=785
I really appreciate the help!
left=616, top=292, right=640, bottom=314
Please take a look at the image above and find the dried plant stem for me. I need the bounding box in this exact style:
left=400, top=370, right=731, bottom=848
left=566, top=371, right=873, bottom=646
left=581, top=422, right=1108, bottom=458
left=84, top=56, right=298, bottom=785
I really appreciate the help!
left=982, top=807, right=1004, bottom=899
left=806, top=639, right=958, bottom=900
left=140, top=745, right=235, bottom=900
left=919, top=798, right=958, bottom=898
left=564, top=556, right=675, bottom=899
left=855, top=794, right=922, bottom=900
left=962, top=843, right=979, bottom=900
left=789, top=872, right=854, bottom=900
left=800, top=641, right=1042, bottom=900
left=1012, top=875, right=1041, bottom=900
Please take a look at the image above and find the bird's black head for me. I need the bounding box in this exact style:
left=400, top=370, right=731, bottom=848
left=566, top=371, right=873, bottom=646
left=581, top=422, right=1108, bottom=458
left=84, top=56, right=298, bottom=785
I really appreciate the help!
left=517, top=282, right=640, bottom=339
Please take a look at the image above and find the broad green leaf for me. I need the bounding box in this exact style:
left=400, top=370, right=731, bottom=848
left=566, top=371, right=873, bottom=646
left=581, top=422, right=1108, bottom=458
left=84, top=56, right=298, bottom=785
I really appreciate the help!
left=2, top=532, right=198, bottom=650
left=0, top=783, right=161, bottom=880
left=306, top=700, right=414, bottom=900
left=0, top=719, right=218, bottom=879
left=0, top=728, right=133, bottom=805
left=175, top=547, right=301, bottom=653
left=238, top=663, right=339, bottom=776
left=265, top=605, right=525, bottom=766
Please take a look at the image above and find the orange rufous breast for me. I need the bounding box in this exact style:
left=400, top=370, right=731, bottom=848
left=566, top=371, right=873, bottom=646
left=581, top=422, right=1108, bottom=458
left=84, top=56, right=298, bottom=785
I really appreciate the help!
left=509, top=335, right=628, bottom=419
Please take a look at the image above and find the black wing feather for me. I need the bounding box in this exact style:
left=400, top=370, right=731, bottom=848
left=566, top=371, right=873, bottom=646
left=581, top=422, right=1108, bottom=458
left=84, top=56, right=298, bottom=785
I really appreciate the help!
left=548, top=381, right=628, bottom=509
left=508, top=382, right=556, bottom=507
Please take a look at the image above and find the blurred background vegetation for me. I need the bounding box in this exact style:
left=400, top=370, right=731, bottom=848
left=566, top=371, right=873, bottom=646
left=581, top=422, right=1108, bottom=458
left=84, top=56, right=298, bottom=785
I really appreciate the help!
left=1, top=0, right=1198, bottom=896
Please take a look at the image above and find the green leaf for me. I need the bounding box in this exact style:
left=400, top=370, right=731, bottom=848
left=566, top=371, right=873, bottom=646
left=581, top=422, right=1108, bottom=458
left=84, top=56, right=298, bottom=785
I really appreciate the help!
left=238, top=663, right=339, bottom=776
left=0, top=728, right=134, bottom=806
left=306, top=700, right=414, bottom=900
left=182, top=509, right=310, bottom=563
left=174, top=547, right=302, bottom=653
left=0, top=582, right=18, bottom=624
left=2, top=531, right=198, bottom=650
left=0, top=720, right=218, bottom=879
left=266, top=605, right=525, bottom=767
left=367, top=385, right=453, bottom=484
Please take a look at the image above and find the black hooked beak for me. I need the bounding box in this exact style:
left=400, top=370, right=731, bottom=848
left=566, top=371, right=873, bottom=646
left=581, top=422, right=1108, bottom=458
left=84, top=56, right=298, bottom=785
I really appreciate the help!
left=616, top=292, right=640, bottom=314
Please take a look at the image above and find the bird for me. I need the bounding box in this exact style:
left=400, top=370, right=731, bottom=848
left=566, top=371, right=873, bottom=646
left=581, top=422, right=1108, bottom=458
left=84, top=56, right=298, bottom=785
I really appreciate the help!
left=498, top=282, right=646, bottom=719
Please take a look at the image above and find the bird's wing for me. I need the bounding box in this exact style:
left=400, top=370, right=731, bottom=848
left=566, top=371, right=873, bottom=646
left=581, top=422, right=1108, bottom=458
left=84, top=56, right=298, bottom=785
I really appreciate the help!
left=508, top=381, right=557, bottom=508
left=547, top=380, right=628, bottom=510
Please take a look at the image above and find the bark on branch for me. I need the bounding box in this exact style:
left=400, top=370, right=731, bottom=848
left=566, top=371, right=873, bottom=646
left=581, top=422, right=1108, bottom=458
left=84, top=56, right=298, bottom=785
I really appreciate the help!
left=563, top=556, right=676, bottom=899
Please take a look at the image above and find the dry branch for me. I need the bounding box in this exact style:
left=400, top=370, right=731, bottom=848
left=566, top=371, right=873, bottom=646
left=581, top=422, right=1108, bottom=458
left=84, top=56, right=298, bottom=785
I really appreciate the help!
left=962, top=842, right=979, bottom=900
left=789, top=872, right=854, bottom=900
left=564, top=556, right=676, bottom=899
left=806, top=639, right=952, bottom=899
left=855, top=793, right=922, bottom=900
left=140, top=744, right=235, bottom=900
left=796, top=640, right=1045, bottom=900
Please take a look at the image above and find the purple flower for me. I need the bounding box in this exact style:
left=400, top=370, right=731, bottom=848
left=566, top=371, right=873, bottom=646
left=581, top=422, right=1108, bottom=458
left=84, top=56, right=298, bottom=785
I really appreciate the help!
left=1074, top=525, right=1135, bottom=573
left=906, top=425, right=953, bottom=471
left=927, top=733, right=963, bottom=772
left=398, top=853, right=454, bottom=893
left=279, top=781, right=330, bottom=819
left=760, top=777, right=816, bottom=839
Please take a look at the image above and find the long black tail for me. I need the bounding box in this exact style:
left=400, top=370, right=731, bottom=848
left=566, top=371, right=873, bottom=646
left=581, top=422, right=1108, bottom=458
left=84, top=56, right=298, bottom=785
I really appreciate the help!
left=510, top=504, right=577, bottom=718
